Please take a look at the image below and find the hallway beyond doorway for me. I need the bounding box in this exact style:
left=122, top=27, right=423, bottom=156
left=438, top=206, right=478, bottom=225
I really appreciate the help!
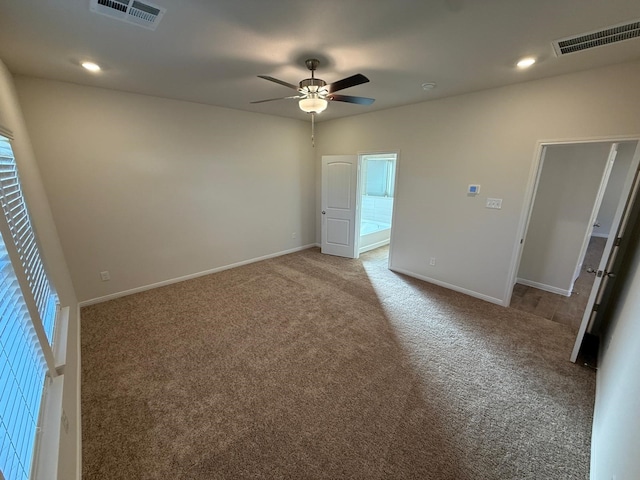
left=510, top=236, right=606, bottom=331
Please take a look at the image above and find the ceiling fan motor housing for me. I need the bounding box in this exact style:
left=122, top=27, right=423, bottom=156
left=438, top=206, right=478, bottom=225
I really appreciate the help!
left=299, top=78, right=327, bottom=91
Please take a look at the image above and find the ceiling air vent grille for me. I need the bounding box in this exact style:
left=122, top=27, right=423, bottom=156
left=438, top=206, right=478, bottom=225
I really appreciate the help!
left=90, top=0, right=166, bottom=30
left=553, top=19, right=640, bottom=56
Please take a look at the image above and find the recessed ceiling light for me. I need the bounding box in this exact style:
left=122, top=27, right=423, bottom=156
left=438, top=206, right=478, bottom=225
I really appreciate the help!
left=81, top=61, right=101, bottom=72
left=516, top=57, right=536, bottom=69
left=422, top=82, right=437, bottom=91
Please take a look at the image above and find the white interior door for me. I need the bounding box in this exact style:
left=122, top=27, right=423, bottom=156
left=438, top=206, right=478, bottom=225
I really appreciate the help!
left=571, top=144, right=618, bottom=287
left=321, top=155, right=358, bottom=258
left=571, top=144, right=640, bottom=362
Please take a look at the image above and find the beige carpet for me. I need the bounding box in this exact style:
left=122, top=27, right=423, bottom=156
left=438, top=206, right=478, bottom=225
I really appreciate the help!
left=81, top=246, right=595, bottom=479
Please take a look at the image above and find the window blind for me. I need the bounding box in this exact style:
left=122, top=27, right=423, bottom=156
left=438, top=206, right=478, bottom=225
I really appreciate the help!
left=0, top=135, right=58, bottom=480
left=363, top=158, right=396, bottom=198
left=0, top=243, right=46, bottom=480
left=0, top=142, right=58, bottom=344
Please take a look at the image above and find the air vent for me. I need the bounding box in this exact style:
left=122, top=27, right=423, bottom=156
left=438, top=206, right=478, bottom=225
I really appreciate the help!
left=553, top=19, right=640, bottom=56
left=90, top=0, right=166, bottom=30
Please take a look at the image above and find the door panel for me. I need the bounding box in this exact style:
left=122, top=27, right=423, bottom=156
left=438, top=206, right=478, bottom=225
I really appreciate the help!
left=327, top=164, right=352, bottom=209
left=571, top=144, right=618, bottom=286
left=571, top=143, right=640, bottom=362
left=322, top=155, right=358, bottom=258
left=327, top=219, right=350, bottom=245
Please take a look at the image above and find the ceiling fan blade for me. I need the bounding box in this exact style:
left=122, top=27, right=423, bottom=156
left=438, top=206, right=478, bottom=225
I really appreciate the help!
left=250, top=96, right=302, bottom=104
left=257, top=75, right=300, bottom=91
left=329, top=94, right=375, bottom=106
left=327, top=73, right=369, bottom=93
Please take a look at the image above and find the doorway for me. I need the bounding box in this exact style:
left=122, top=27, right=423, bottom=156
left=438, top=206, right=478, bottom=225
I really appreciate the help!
left=358, top=153, right=397, bottom=256
left=509, top=138, right=640, bottom=361
left=320, top=152, right=398, bottom=260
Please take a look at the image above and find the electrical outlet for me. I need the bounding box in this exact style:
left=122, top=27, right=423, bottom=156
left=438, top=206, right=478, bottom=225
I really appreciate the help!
left=486, top=198, right=503, bottom=209
left=429, top=257, right=436, bottom=266
left=100, top=271, right=111, bottom=281
left=291, top=232, right=297, bottom=239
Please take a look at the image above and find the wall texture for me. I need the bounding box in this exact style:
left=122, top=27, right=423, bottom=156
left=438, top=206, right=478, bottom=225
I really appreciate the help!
left=15, top=78, right=315, bottom=302
left=0, top=60, right=80, bottom=479
left=316, top=60, right=640, bottom=305
left=592, top=212, right=640, bottom=479
left=517, top=142, right=611, bottom=294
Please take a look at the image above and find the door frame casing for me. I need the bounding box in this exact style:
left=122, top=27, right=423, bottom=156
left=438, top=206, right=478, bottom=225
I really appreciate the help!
left=357, top=149, right=401, bottom=268
left=505, top=135, right=640, bottom=307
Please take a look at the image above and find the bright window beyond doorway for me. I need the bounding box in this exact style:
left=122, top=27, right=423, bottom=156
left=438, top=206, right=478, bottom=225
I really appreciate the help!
left=360, top=154, right=396, bottom=253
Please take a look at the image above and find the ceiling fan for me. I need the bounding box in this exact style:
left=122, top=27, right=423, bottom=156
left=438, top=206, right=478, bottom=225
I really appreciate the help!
left=251, top=58, right=375, bottom=145
left=252, top=58, right=375, bottom=112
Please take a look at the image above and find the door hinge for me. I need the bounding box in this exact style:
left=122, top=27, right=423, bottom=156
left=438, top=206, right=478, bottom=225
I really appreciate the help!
left=520, top=238, right=523, bottom=244
left=593, top=303, right=600, bottom=312
left=615, top=237, right=622, bottom=246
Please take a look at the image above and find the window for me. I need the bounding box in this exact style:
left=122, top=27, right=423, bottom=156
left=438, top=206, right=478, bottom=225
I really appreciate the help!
left=362, top=156, right=396, bottom=197
left=0, top=135, right=59, bottom=480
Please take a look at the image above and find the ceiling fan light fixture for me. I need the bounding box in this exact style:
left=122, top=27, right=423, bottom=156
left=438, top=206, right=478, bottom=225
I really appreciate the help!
left=299, top=96, right=328, bottom=113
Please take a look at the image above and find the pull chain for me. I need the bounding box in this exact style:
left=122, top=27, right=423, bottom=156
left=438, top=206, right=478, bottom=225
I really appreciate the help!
left=311, top=112, right=315, bottom=147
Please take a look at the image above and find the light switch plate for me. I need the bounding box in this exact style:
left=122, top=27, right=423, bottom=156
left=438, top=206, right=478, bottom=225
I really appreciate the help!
left=486, top=198, right=502, bottom=209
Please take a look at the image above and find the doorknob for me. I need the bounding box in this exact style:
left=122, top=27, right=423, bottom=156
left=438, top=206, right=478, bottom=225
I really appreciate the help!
left=586, top=267, right=603, bottom=277
left=587, top=267, right=616, bottom=278
left=322, top=211, right=326, bottom=214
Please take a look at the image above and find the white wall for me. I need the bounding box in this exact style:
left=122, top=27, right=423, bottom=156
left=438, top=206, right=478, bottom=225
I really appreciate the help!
left=0, top=60, right=80, bottom=479
left=591, top=217, right=640, bottom=479
left=517, top=143, right=611, bottom=294
left=593, top=142, right=637, bottom=238
left=14, top=77, right=315, bottom=302
left=317, top=60, right=640, bottom=305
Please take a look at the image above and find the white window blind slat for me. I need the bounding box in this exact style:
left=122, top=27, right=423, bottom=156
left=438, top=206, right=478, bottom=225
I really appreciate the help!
left=0, top=136, right=56, bottom=480
left=0, top=290, right=44, bottom=480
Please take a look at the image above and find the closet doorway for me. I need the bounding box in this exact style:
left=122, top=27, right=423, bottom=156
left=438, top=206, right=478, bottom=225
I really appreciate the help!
left=508, top=138, right=640, bottom=362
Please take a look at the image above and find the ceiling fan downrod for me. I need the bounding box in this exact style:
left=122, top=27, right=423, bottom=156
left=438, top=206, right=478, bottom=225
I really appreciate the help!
left=306, top=59, right=320, bottom=146
left=305, top=58, right=319, bottom=77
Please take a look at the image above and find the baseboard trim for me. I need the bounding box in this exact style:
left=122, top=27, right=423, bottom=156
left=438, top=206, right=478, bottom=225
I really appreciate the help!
left=516, top=278, right=572, bottom=297
left=79, top=244, right=318, bottom=307
left=389, top=266, right=505, bottom=306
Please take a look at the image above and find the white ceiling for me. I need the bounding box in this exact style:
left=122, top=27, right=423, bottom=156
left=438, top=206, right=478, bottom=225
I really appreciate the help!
left=1, top=0, right=640, bottom=122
